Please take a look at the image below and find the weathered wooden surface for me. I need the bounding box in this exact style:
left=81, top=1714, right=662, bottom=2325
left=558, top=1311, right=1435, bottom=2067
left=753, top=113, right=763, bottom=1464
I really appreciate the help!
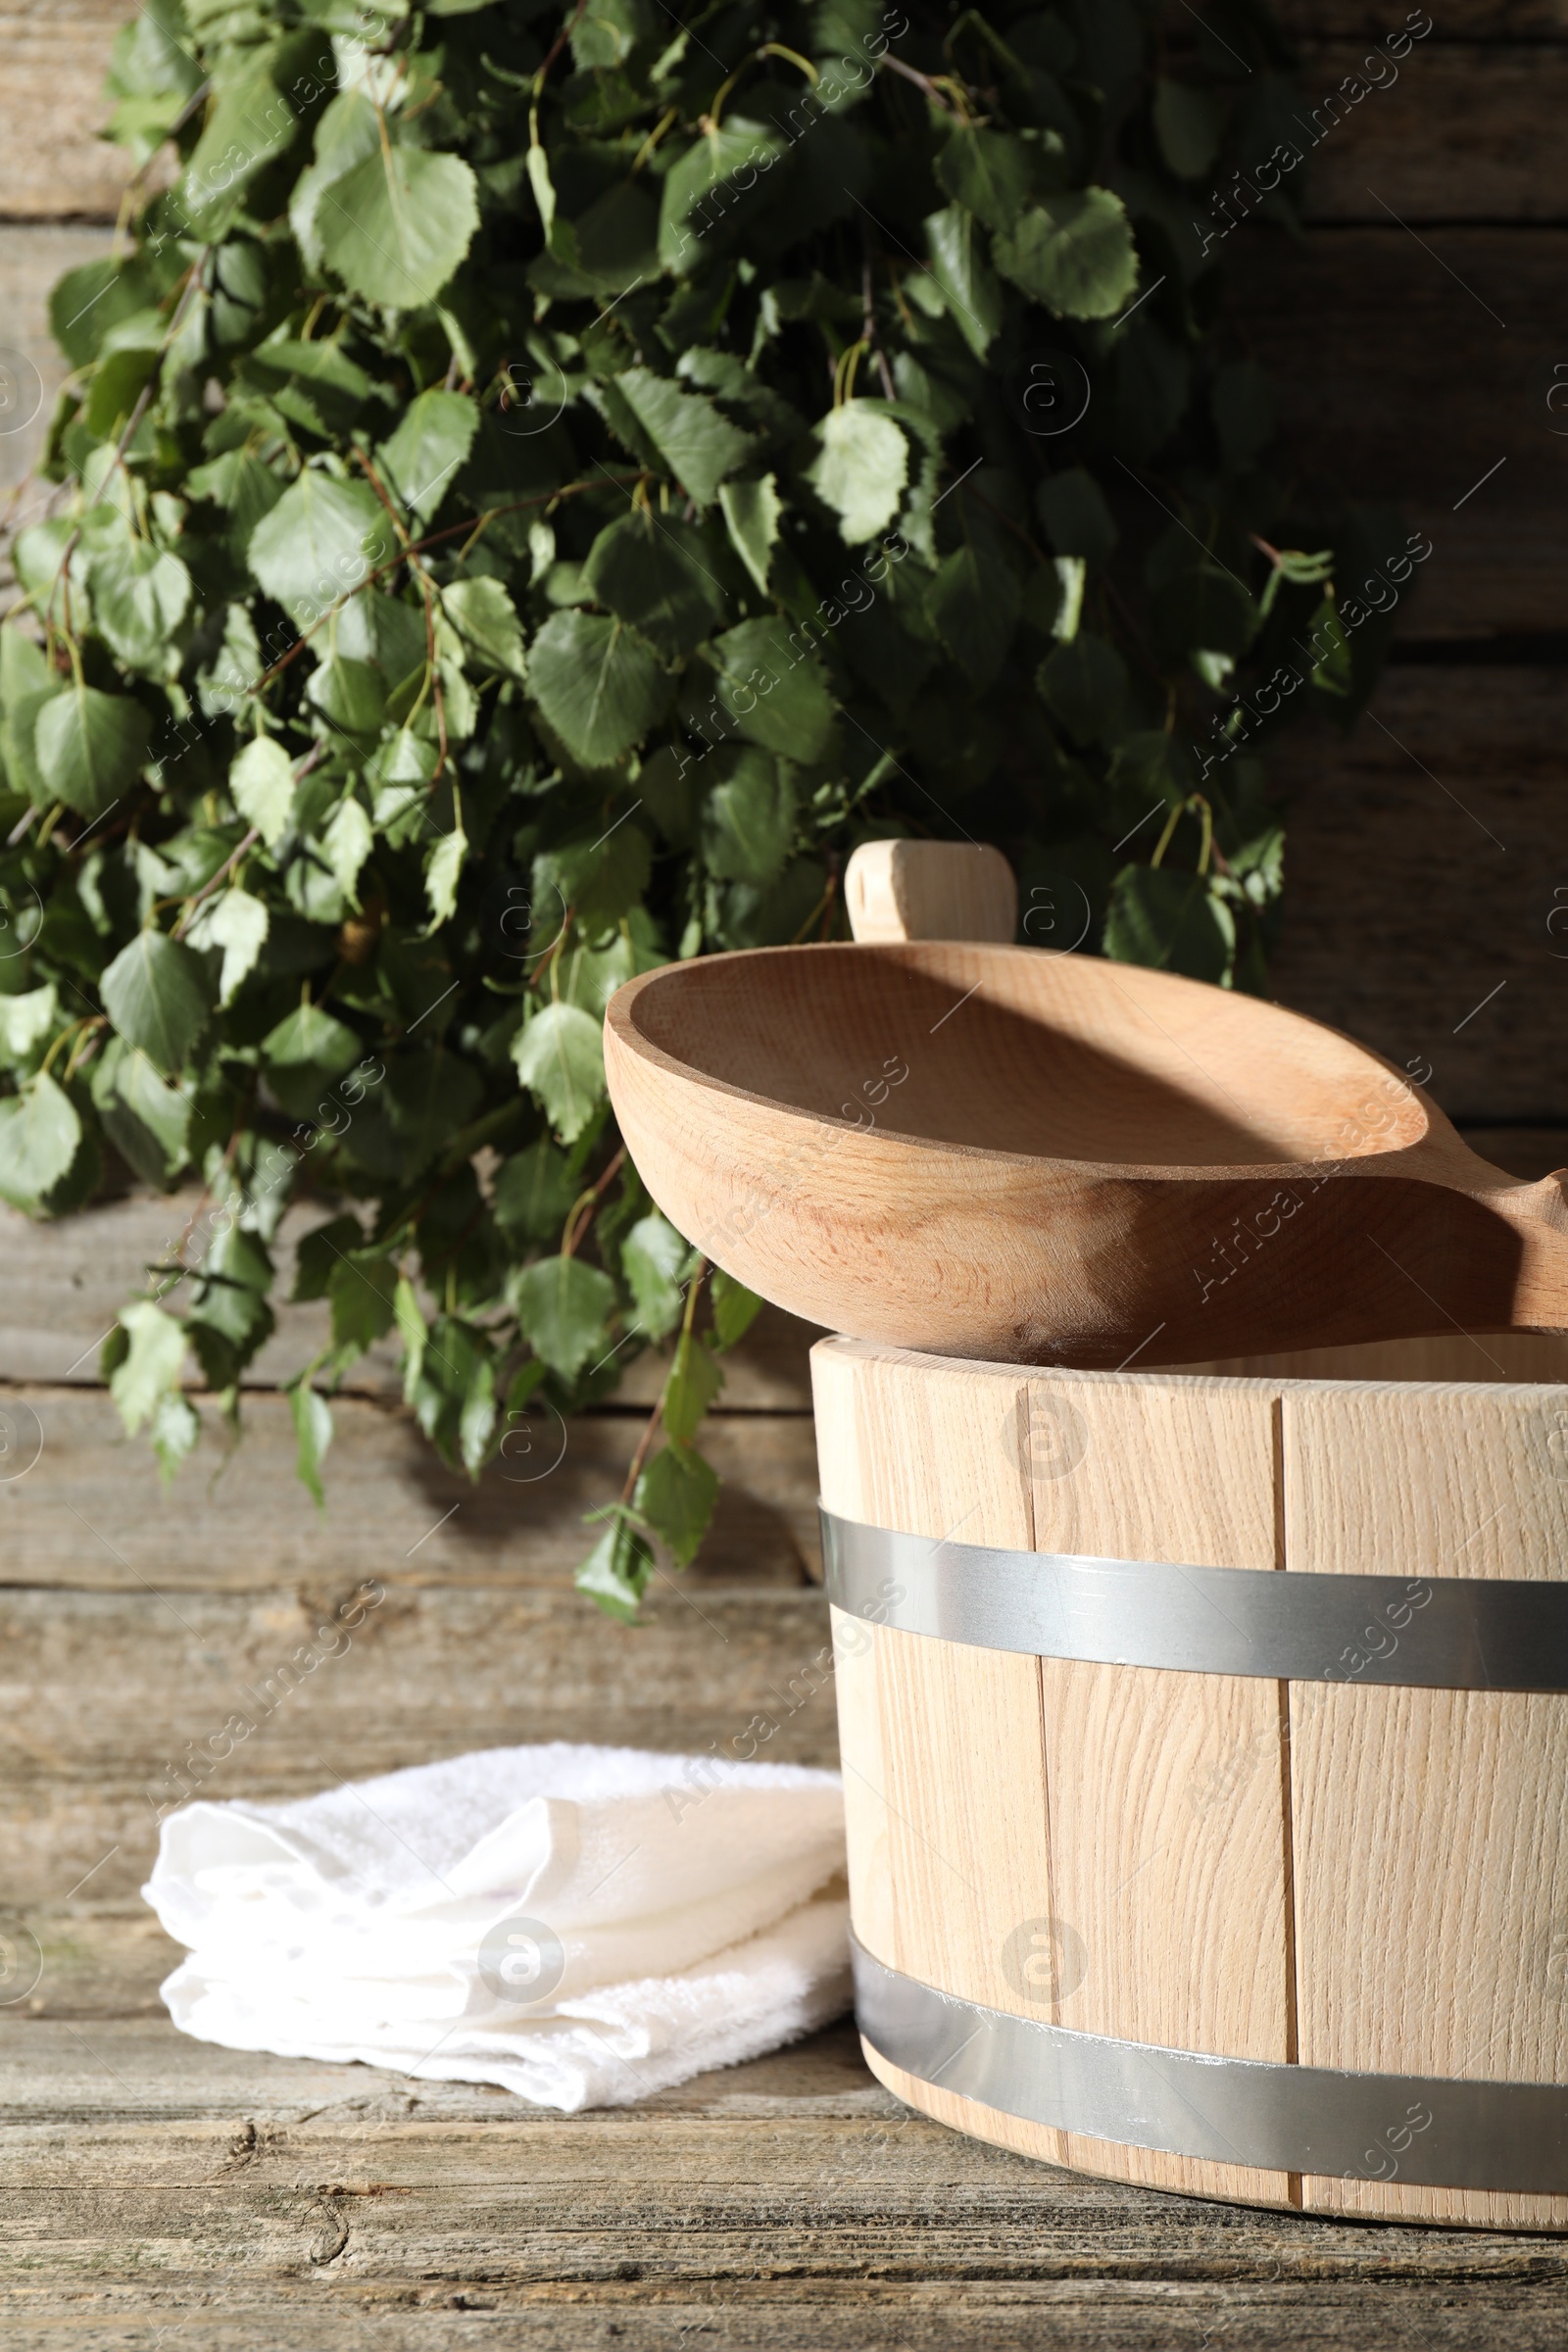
left=1267, top=669, right=1568, bottom=1123
left=1230, top=226, right=1567, bottom=643
left=0, top=1380, right=820, bottom=1587
left=3, top=1583, right=840, bottom=1903
left=0, top=0, right=138, bottom=221
left=11, top=1958, right=1568, bottom=2349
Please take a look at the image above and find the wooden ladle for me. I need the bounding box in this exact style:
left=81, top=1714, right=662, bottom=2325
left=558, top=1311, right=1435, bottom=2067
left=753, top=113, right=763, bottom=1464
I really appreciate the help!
left=603, top=842, right=1568, bottom=1367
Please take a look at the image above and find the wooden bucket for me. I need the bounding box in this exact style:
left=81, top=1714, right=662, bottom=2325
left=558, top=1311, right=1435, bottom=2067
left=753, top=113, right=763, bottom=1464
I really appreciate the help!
left=816, top=1329, right=1568, bottom=2229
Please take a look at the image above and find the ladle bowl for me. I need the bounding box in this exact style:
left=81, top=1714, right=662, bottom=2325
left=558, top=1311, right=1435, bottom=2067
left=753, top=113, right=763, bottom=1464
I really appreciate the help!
left=603, top=849, right=1568, bottom=1366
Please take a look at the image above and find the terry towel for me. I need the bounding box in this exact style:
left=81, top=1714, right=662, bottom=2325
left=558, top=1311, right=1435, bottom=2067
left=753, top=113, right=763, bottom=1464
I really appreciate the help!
left=143, top=1742, right=851, bottom=2111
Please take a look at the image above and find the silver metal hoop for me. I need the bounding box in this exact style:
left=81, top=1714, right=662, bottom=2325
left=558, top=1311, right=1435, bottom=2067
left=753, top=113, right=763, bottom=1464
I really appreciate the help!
left=853, top=1936, right=1568, bottom=2193
left=822, top=1506, right=1568, bottom=1692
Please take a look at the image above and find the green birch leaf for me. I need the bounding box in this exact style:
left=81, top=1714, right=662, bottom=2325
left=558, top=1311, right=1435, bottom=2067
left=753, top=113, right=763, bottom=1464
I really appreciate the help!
left=620, top=1209, right=689, bottom=1340
left=635, top=1440, right=718, bottom=1568
left=512, top=1000, right=606, bottom=1143
left=1037, top=469, right=1119, bottom=565
left=394, top=1274, right=427, bottom=1398
left=109, top=1298, right=187, bottom=1436
left=151, top=1392, right=201, bottom=1487
left=662, top=1326, right=722, bottom=1443
left=384, top=1051, right=481, bottom=1168
left=708, top=618, right=836, bottom=761
left=101, top=930, right=215, bottom=1074
left=535, top=825, right=652, bottom=932
left=181, top=51, right=297, bottom=236
left=34, top=685, right=151, bottom=818
left=289, top=1379, right=333, bottom=1508
left=185, top=886, right=269, bottom=1005
left=923, top=206, right=1004, bottom=359
left=575, top=1512, right=655, bottom=1622
left=263, top=1000, right=362, bottom=1074
left=321, top=798, right=374, bottom=904
left=97, top=1039, right=190, bottom=1183
left=291, top=1211, right=362, bottom=1302
left=0, top=1071, right=81, bottom=1209
left=315, top=146, right=480, bottom=309
left=440, top=577, right=526, bottom=676
left=937, top=126, right=1037, bottom=232
left=308, top=657, right=385, bottom=739
left=459, top=1346, right=497, bottom=1476
left=247, top=472, right=389, bottom=625
left=89, top=541, right=191, bottom=670
left=425, top=813, right=466, bottom=927
left=527, top=611, right=668, bottom=768
left=510, top=1252, right=616, bottom=1378
left=290, top=90, right=381, bottom=271
left=583, top=511, right=725, bottom=662
left=806, top=403, right=908, bottom=544
left=710, top=1267, right=763, bottom=1350
left=1307, top=596, right=1353, bottom=696
left=1153, top=78, right=1225, bottom=180
left=327, top=1250, right=397, bottom=1354
left=0, top=984, right=58, bottom=1064
left=229, top=735, right=296, bottom=849
left=1104, top=863, right=1234, bottom=984
left=718, top=473, right=782, bottom=596
left=602, top=367, right=756, bottom=508
left=993, top=190, right=1140, bottom=321
left=494, top=1140, right=577, bottom=1243
left=659, top=118, right=788, bottom=270
left=701, top=748, right=797, bottom=886
left=376, top=389, right=478, bottom=522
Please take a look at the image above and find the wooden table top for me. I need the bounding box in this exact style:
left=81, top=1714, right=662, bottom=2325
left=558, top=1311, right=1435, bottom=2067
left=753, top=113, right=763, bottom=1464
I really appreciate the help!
left=8, top=1909, right=1568, bottom=2348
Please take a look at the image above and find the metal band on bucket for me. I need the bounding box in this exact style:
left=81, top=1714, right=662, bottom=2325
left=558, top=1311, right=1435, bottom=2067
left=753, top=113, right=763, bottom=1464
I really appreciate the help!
left=851, top=1935, right=1568, bottom=2193
left=821, top=1505, right=1568, bottom=1693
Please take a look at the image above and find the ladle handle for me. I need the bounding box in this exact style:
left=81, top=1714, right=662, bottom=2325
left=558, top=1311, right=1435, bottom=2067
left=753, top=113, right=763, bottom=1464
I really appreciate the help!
left=845, top=840, right=1018, bottom=944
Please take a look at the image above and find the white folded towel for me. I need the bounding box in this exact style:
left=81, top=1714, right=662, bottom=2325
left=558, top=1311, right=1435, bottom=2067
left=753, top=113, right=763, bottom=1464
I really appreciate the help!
left=143, top=1742, right=851, bottom=2111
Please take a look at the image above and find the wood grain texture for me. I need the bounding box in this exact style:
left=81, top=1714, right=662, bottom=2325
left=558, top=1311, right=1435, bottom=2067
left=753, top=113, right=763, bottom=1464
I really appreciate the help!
left=1284, top=1379, right=1568, bottom=2228
left=608, top=938, right=1568, bottom=1367
left=1, top=1580, right=838, bottom=1902
left=810, top=1340, right=1065, bottom=2170
left=825, top=1341, right=1568, bottom=2227
left=1169, top=1331, right=1568, bottom=1382
left=0, top=4, right=133, bottom=222
left=811, top=1344, right=897, bottom=1967
left=1279, top=1, right=1565, bottom=30
left=13, top=1988, right=1568, bottom=2352
left=1229, top=227, right=1564, bottom=642
left=1294, top=44, right=1568, bottom=223
left=1027, top=1369, right=1295, bottom=2207
left=0, top=1382, right=820, bottom=1592
left=816, top=1342, right=1298, bottom=2205
left=1265, top=671, right=1568, bottom=1125
left=844, top=840, right=1018, bottom=945
left=16, top=1941, right=1568, bottom=2348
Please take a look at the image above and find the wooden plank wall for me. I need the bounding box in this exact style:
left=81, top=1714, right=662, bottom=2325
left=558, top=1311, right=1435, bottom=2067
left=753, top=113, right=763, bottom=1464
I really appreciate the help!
left=1230, top=3, right=1568, bottom=1120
